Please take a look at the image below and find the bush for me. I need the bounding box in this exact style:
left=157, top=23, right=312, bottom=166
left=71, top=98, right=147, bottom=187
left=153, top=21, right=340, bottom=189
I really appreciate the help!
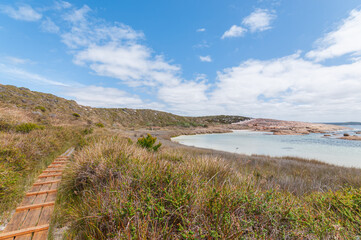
left=137, top=133, right=162, bottom=152
left=35, top=106, right=46, bottom=112
left=15, top=123, right=43, bottom=133
left=95, top=122, right=104, bottom=128
left=72, top=113, right=80, bottom=118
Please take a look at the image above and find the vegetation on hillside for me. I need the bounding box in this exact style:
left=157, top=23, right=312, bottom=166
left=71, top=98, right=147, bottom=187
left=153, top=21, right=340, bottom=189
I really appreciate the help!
left=0, top=84, right=249, bottom=128
left=55, top=134, right=361, bottom=239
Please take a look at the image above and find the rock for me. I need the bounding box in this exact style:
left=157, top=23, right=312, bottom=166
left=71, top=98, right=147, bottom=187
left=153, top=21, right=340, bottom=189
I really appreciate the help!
left=324, top=134, right=331, bottom=137
left=356, top=131, right=361, bottom=134
left=344, top=133, right=350, bottom=137
left=32, top=111, right=43, bottom=116
left=340, top=135, right=361, bottom=141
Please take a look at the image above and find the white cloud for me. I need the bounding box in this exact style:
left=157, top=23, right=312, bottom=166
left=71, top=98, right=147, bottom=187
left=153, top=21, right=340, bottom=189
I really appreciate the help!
left=0, top=5, right=42, bottom=21
left=54, top=1, right=72, bottom=10
left=306, top=9, right=361, bottom=62
left=242, top=9, right=276, bottom=32
left=158, top=80, right=209, bottom=113
left=60, top=5, right=182, bottom=88
left=4, top=56, right=31, bottom=65
left=74, top=43, right=180, bottom=87
left=0, top=63, right=68, bottom=87
left=199, top=55, right=212, bottom=62
left=65, top=85, right=144, bottom=108
left=206, top=52, right=361, bottom=121
left=221, top=25, right=247, bottom=39
left=196, top=28, right=206, bottom=32
left=41, top=17, right=59, bottom=33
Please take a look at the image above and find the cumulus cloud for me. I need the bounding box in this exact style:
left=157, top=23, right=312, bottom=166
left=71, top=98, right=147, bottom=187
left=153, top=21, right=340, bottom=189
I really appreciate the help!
left=199, top=55, right=212, bottom=62
left=210, top=53, right=361, bottom=120
left=0, top=5, right=42, bottom=21
left=242, top=9, right=276, bottom=32
left=196, top=28, right=206, bottom=32
left=59, top=5, right=183, bottom=88
left=65, top=85, right=144, bottom=108
left=158, top=79, right=209, bottom=113
left=306, top=9, right=361, bottom=62
left=41, top=17, right=59, bottom=33
left=221, top=25, right=247, bottom=39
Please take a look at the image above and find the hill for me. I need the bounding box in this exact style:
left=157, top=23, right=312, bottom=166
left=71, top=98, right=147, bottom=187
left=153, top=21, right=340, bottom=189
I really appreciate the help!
left=0, top=84, right=249, bottom=128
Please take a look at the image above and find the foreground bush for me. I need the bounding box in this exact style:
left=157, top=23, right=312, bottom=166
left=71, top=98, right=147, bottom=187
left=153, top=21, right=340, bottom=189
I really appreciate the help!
left=56, top=136, right=361, bottom=239
left=137, top=133, right=162, bottom=151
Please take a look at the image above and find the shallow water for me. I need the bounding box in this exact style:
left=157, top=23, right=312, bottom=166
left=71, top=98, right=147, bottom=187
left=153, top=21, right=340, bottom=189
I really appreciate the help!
left=172, top=125, right=361, bottom=168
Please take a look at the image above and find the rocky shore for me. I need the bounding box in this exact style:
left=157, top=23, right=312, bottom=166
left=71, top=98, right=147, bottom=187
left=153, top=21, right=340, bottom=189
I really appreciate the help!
left=340, top=135, right=361, bottom=141
left=232, top=118, right=347, bottom=135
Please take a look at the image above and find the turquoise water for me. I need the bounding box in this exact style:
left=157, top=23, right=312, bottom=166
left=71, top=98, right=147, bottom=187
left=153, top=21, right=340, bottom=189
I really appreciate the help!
left=172, top=125, right=361, bottom=168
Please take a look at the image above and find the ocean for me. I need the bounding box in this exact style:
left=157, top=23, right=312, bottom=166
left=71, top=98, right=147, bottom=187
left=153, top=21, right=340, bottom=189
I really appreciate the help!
left=172, top=125, right=361, bottom=168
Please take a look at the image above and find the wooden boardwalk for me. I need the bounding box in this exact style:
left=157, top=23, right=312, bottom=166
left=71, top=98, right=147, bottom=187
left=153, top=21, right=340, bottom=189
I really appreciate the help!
left=0, top=148, right=74, bottom=240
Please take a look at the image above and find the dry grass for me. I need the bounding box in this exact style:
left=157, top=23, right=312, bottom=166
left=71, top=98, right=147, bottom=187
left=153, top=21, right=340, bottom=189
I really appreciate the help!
left=54, top=134, right=361, bottom=239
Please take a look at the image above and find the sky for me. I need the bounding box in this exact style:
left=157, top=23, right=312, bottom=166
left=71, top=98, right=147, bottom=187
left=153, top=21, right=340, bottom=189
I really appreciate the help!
left=0, top=0, right=361, bottom=122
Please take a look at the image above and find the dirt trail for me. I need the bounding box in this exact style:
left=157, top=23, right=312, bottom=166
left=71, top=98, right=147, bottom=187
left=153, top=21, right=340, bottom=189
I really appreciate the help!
left=0, top=148, right=74, bottom=240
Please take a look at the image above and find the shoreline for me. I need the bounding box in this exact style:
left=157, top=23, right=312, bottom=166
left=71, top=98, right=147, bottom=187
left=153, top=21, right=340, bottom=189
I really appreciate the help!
left=125, top=127, right=361, bottom=170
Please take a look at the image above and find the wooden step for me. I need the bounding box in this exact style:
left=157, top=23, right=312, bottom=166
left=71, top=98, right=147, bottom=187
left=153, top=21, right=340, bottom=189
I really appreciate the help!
left=38, top=173, right=62, bottom=178
left=0, top=224, right=49, bottom=240
left=52, top=161, right=68, bottom=164
left=33, top=180, right=61, bottom=186
left=43, top=170, right=63, bottom=173
left=16, top=202, right=55, bottom=212
left=47, top=165, right=66, bottom=169
left=26, top=189, right=57, bottom=196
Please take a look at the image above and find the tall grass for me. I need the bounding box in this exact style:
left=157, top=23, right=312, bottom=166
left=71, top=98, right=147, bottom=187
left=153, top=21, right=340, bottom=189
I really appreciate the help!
left=55, top=135, right=361, bottom=239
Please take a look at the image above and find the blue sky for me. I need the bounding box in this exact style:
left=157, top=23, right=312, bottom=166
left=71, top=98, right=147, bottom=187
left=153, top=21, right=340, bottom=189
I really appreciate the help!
left=1, top=0, right=361, bottom=121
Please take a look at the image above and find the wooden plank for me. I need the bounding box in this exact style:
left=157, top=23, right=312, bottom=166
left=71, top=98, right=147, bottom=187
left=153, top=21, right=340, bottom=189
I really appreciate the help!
left=15, top=202, right=55, bottom=212
left=25, top=189, right=57, bottom=196
left=47, top=165, right=65, bottom=169
left=42, top=170, right=63, bottom=173
left=3, top=184, right=41, bottom=232
left=52, top=161, right=68, bottom=164
left=38, top=174, right=62, bottom=178
left=33, top=180, right=61, bottom=186
left=0, top=224, right=49, bottom=239
left=15, top=183, right=52, bottom=240
left=32, top=230, right=48, bottom=240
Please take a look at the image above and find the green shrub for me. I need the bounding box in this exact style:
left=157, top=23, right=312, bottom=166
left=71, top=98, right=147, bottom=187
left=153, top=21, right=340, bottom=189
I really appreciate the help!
left=95, top=122, right=104, bottom=128
left=35, top=106, right=46, bottom=112
left=137, top=133, right=162, bottom=152
left=72, top=113, right=80, bottom=118
left=15, top=123, right=43, bottom=133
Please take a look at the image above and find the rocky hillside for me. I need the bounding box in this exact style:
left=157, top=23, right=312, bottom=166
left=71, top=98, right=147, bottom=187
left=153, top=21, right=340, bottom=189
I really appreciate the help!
left=0, top=84, right=249, bottom=128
